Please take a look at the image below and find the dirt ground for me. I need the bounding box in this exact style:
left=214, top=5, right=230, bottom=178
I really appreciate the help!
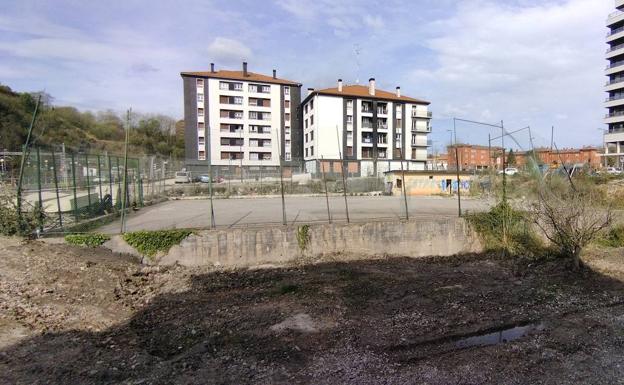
left=1, top=238, right=624, bottom=384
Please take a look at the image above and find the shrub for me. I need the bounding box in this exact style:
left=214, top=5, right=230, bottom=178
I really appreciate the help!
left=123, top=229, right=193, bottom=257
left=595, top=225, right=624, bottom=248
left=65, top=233, right=110, bottom=247
left=0, top=184, right=43, bottom=236
left=465, top=201, right=543, bottom=257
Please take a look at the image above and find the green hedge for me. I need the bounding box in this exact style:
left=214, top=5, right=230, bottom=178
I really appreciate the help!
left=123, top=229, right=193, bottom=257
left=65, top=233, right=110, bottom=247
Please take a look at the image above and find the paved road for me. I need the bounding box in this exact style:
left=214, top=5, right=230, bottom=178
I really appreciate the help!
left=99, top=195, right=491, bottom=233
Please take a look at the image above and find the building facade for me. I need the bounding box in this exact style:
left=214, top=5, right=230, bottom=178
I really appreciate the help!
left=605, top=1, right=624, bottom=168
left=447, top=144, right=504, bottom=171
left=515, top=147, right=601, bottom=169
left=181, top=63, right=302, bottom=172
left=300, top=79, right=432, bottom=176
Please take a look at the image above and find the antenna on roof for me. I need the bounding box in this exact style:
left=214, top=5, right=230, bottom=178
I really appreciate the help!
left=354, top=44, right=361, bottom=84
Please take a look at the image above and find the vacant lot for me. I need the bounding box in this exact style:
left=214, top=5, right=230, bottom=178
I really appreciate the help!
left=98, top=195, right=490, bottom=233
left=1, top=238, right=624, bottom=384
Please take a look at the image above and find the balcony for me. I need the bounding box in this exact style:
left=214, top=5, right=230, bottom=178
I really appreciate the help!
left=605, top=78, right=624, bottom=91
left=606, top=60, right=624, bottom=75
left=607, top=10, right=624, bottom=27
left=604, top=110, right=624, bottom=123
left=608, top=24, right=624, bottom=42
left=377, top=107, right=388, bottom=115
left=412, top=110, right=433, bottom=119
left=607, top=42, right=624, bottom=59
left=605, top=95, right=624, bottom=108
left=605, top=129, right=624, bottom=144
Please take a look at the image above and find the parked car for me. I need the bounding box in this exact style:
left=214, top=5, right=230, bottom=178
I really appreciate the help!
left=174, top=171, right=192, bottom=183
left=606, top=167, right=622, bottom=175
left=498, top=167, right=519, bottom=176
left=199, top=174, right=211, bottom=183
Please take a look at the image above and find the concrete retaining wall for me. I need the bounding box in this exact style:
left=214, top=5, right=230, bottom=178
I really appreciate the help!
left=105, top=217, right=482, bottom=268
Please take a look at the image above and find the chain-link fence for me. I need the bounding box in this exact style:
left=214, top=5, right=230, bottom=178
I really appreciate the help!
left=8, top=146, right=183, bottom=234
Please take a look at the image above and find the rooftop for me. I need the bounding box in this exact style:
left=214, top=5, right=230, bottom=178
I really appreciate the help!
left=180, top=69, right=301, bottom=86
left=312, top=84, right=430, bottom=105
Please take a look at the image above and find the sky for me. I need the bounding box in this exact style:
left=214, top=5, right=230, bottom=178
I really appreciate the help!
left=0, top=0, right=614, bottom=152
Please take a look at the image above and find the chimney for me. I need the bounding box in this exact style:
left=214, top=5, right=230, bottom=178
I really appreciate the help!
left=369, top=78, right=375, bottom=96
left=396, top=86, right=401, bottom=97
left=210, top=63, right=215, bottom=73
left=338, top=79, right=343, bottom=92
left=307, top=88, right=314, bottom=96
left=273, top=69, right=277, bottom=79
left=242, top=62, right=248, bottom=77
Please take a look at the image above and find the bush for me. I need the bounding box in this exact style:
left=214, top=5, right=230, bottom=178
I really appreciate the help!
left=65, top=233, right=110, bottom=247
left=595, top=225, right=624, bottom=248
left=465, top=201, right=543, bottom=256
left=0, top=184, right=43, bottom=236
left=123, top=229, right=193, bottom=257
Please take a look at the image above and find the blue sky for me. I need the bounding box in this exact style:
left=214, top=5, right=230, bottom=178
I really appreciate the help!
left=0, top=0, right=613, bottom=152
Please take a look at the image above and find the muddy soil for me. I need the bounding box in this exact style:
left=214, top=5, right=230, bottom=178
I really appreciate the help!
left=1, top=238, right=624, bottom=384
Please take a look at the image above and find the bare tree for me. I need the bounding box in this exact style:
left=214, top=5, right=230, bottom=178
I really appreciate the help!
left=530, top=182, right=612, bottom=269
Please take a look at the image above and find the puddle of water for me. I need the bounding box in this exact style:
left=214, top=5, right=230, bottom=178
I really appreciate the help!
left=455, top=323, right=545, bottom=349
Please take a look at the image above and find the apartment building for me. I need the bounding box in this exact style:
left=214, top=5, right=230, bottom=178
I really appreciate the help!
left=180, top=62, right=302, bottom=171
left=515, top=147, right=601, bottom=169
left=301, top=78, right=432, bottom=176
left=447, top=144, right=504, bottom=171
left=605, top=0, right=624, bottom=168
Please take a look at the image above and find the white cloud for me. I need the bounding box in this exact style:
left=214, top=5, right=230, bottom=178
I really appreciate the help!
left=363, top=14, right=384, bottom=30
left=206, top=37, right=253, bottom=64
left=410, top=0, right=611, bottom=147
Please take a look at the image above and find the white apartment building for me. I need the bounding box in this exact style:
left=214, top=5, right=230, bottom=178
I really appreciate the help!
left=301, top=78, right=431, bottom=176
left=181, top=63, right=302, bottom=171
left=605, top=0, right=624, bottom=167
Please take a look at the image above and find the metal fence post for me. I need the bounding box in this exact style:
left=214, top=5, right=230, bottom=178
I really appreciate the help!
left=35, top=147, right=44, bottom=233
left=107, top=154, right=113, bottom=199
left=51, top=149, right=63, bottom=231
left=85, top=153, right=92, bottom=214
left=70, top=153, right=78, bottom=220
left=116, top=156, right=122, bottom=207
left=321, top=156, right=331, bottom=223
left=97, top=154, right=103, bottom=202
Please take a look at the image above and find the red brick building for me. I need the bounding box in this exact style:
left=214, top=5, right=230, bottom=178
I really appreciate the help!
left=514, top=147, right=601, bottom=169
left=447, top=144, right=504, bottom=171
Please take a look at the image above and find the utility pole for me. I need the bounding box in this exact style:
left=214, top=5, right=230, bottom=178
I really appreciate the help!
left=335, top=125, right=350, bottom=223
left=120, top=109, right=131, bottom=234
left=16, top=95, right=41, bottom=228
left=453, top=118, right=462, bottom=217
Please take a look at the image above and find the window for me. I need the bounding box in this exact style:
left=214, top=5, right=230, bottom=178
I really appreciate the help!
left=396, top=118, right=402, bottom=128
left=198, top=137, right=205, bottom=145
left=304, top=105, right=308, bottom=114
left=305, top=148, right=309, bottom=157
left=261, top=85, right=270, bottom=93
left=197, top=79, right=204, bottom=87
left=396, top=178, right=402, bottom=188
left=250, top=152, right=259, bottom=161
left=310, top=115, right=314, bottom=125
left=346, top=100, right=353, bottom=109
left=362, top=148, right=372, bottom=159
left=310, top=146, right=314, bottom=156
left=285, top=153, right=291, bottom=161
left=198, top=151, right=206, bottom=160
left=249, top=84, right=258, bottom=92
left=310, top=100, right=314, bottom=110
left=395, top=133, right=402, bottom=147
left=347, top=132, right=353, bottom=141
left=249, top=111, right=258, bottom=119
left=285, top=113, right=290, bottom=121
left=284, top=100, right=290, bottom=108
left=285, top=140, right=291, bottom=147
left=378, top=134, right=387, bottom=144
left=310, top=131, right=314, bottom=140
left=234, top=96, right=243, bottom=105
left=305, top=119, right=308, bottom=129
left=305, top=133, right=308, bottom=143
left=198, top=122, right=205, bottom=129
left=234, top=111, right=243, bottom=119
left=197, top=93, right=204, bottom=102
left=219, top=82, right=229, bottom=90
left=234, top=83, right=243, bottom=91
left=346, top=146, right=353, bottom=156
left=197, top=108, right=204, bottom=117
left=346, top=115, right=353, bottom=124
left=284, top=87, right=290, bottom=95
left=249, top=139, right=258, bottom=147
